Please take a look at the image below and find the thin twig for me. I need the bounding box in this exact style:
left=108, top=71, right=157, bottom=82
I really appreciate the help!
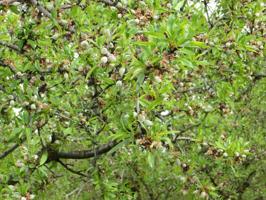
left=0, top=59, right=17, bottom=73
left=28, top=0, right=51, bottom=18
left=60, top=4, right=74, bottom=10
left=173, top=112, right=209, bottom=142
left=237, top=170, right=257, bottom=200
left=132, top=164, right=154, bottom=200
left=98, top=0, right=128, bottom=13
left=58, top=159, right=88, bottom=177
left=180, top=0, right=187, bottom=12
left=27, top=0, right=75, bottom=33
left=0, top=138, right=25, bottom=159
left=0, top=0, right=22, bottom=5
left=203, top=0, right=213, bottom=28
left=235, top=73, right=266, bottom=102
left=0, top=41, right=22, bottom=53
left=0, top=41, right=37, bottom=61
left=65, top=184, right=85, bottom=199
left=95, top=124, right=106, bottom=135
left=175, top=136, right=198, bottom=142
left=172, top=123, right=201, bottom=143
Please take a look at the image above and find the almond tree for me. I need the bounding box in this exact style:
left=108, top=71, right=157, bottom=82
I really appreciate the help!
left=0, top=0, right=265, bottom=199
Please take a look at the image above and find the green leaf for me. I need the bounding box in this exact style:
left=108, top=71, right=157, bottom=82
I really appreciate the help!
left=70, top=6, right=81, bottom=17
left=107, top=139, right=130, bottom=155
left=147, top=152, right=155, bottom=168
left=144, top=31, right=165, bottom=39
left=25, top=127, right=32, bottom=146
left=86, top=65, right=98, bottom=79
left=39, top=150, right=48, bottom=166
left=131, top=67, right=145, bottom=80
left=9, top=5, right=20, bottom=14
left=179, top=58, right=194, bottom=68
left=134, top=41, right=154, bottom=47
left=22, top=111, right=30, bottom=124
left=63, top=127, right=73, bottom=135
left=187, top=41, right=209, bottom=48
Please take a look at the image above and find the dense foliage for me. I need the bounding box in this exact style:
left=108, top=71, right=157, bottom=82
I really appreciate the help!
left=0, top=0, right=265, bottom=199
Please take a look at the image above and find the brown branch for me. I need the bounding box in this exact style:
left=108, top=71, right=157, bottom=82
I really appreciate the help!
left=235, top=73, right=266, bottom=102
left=0, top=41, right=37, bottom=61
left=60, top=4, right=75, bottom=10
left=0, top=139, right=25, bottom=159
left=27, top=0, right=51, bottom=18
left=98, top=0, right=116, bottom=6
left=132, top=164, right=154, bottom=200
left=173, top=112, right=209, bottom=143
left=98, top=0, right=128, bottom=13
left=57, top=160, right=88, bottom=177
left=237, top=170, right=256, bottom=200
left=0, top=41, right=22, bottom=53
left=27, top=0, right=75, bottom=33
left=180, top=0, right=187, bottom=12
left=203, top=165, right=229, bottom=199
left=0, top=0, right=22, bottom=5
left=253, top=73, right=266, bottom=81
left=0, top=59, right=17, bottom=73
left=172, top=125, right=198, bottom=142
left=174, top=136, right=198, bottom=142
left=203, top=0, right=213, bottom=28
left=47, top=140, right=119, bottom=161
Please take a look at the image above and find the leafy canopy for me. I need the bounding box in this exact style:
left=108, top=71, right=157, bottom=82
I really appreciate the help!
left=0, top=0, right=265, bottom=199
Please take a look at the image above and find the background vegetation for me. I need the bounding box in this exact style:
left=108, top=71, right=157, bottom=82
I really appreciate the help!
left=0, top=0, right=265, bottom=199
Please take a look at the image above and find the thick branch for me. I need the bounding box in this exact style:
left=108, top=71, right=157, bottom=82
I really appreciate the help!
left=48, top=140, right=119, bottom=160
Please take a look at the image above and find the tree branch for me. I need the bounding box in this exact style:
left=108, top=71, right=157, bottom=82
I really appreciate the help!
left=0, top=0, right=22, bottom=5
left=174, top=136, right=198, bottom=142
left=0, top=142, right=22, bottom=159
left=253, top=73, right=266, bottom=81
left=0, top=41, right=22, bottom=53
left=203, top=0, right=213, bottom=28
left=180, top=0, right=187, bottom=12
left=47, top=140, right=119, bottom=160
left=0, top=59, right=17, bottom=73
left=27, top=0, right=51, bottom=18
left=27, top=0, right=75, bottom=33
left=235, top=73, right=266, bottom=102
left=0, top=41, right=36, bottom=61
left=57, top=159, right=88, bottom=177
left=237, top=170, right=257, bottom=200
left=173, top=112, right=209, bottom=143
left=98, top=0, right=128, bottom=13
